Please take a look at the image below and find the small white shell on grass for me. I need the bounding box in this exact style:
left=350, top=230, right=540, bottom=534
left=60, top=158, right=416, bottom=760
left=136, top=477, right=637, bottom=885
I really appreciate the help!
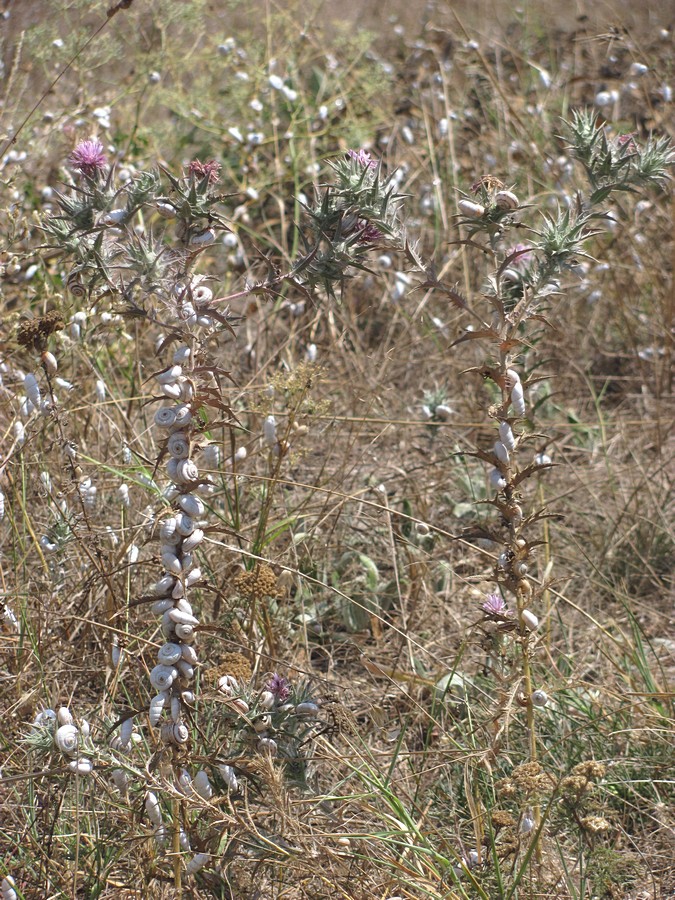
left=193, top=770, right=213, bottom=800
left=55, top=723, right=79, bottom=756
left=1, top=876, right=17, bottom=900
left=168, top=433, right=190, bottom=459
left=521, top=609, right=539, bottom=631
left=145, top=791, right=163, bottom=827
left=161, top=550, right=182, bottom=575
left=458, top=199, right=485, bottom=218
left=156, top=365, right=182, bottom=385
left=531, top=690, right=548, bottom=707
left=149, top=691, right=168, bottom=726
left=57, top=707, right=74, bottom=726
left=68, top=756, right=93, bottom=776
left=186, top=852, right=210, bottom=875
left=178, top=493, right=204, bottom=517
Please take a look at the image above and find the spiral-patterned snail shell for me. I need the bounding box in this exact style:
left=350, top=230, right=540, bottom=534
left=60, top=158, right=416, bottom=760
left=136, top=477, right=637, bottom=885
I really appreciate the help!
left=68, top=757, right=93, bottom=776
left=173, top=405, right=192, bottom=429
left=189, top=227, right=216, bottom=247
left=495, top=189, right=519, bottom=210
left=154, top=407, right=178, bottom=428
left=192, top=285, right=213, bottom=304
left=157, top=642, right=183, bottom=665
left=176, top=459, right=199, bottom=484
left=67, top=271, right=87, bottom=297
left=160, top=721, right=189, bottom=745
left=168, top=433, right=190, bottom=459
left=55, top=723, right=79, bottom=757
left=149, top=663, right=178, bottom=691
left=149, top=691, right=168, bottom=726
left=174, top=622, right=196, bottom=642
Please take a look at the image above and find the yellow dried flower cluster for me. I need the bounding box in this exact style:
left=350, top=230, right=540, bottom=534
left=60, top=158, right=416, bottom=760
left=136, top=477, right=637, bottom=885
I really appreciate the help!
left=235, top=564, right=278, bottom=602
left=207, top=651, right=253, bottom=686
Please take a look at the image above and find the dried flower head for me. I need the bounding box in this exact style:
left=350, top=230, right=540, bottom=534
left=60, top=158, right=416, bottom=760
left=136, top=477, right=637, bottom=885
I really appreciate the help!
left=235, top=564, right=278, bottom=602
left=266, top=673, right=290, bottom=703
left=187, top=158, right=222, bottom=183
left=69, top=139, right=107, bottom=177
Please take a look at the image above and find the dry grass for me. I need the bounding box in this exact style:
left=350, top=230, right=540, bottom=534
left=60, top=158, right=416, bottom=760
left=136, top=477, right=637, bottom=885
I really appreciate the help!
left=0, top=1, right=673, bottom=898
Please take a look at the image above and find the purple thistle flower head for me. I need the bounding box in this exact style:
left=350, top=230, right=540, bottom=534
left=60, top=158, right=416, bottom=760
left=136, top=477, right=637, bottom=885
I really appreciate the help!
left=482, top=592, right=511, bottom=616
left=266, top=673, right=290, bottom=703
left=357, top=219, right=383, bottom=243
left=69, top=139, right=107, bottom=178
left=347, top=148, right=378, bottom=169
left=187, top=158, right=222, bottom=184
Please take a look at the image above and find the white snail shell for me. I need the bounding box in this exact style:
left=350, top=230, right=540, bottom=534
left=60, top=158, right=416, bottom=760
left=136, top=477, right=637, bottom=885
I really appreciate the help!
left=149, top=663, right=178, bottom=690
left=145, top=791, right=163, bottom=827
left=186, top=852, right=210, bottom=875
left=168, top=433, right=190, bottom=459
left=181, top=644, right=199, bottom=665
left=511, top=382, right=526, bottom=417
left=166, top=457, right=180, bottom=481
left=174, top=622, right=196, bottom=642
left=493, top=440, right=510, bottom=464
left=504, top=368, right=520, bottom=389
left=149, top=691, right=168, bottom=726
left=182, top=491, right=204, bottom=518
left=218, top=764, right=238, bottom=792
left=173, top=345, right=191, bottom=364
left=161, top=550, right=183, bottom=576
left=181, top=552, right=194, bottom=571
left=532, top=690, right=548, bottom=707
left=169, top=608, right=199, bottom=627
left=160, top=722, right=189, bottom=745
left=156, top=365, right=182, bottom=385
left=118, top=717, right=133, bottom=748
left=495, top=189, right=519, bottom=209
left=176, top=459, right=199, bottom=483
left=177, top=768, right=193, bottom=795
left=175, top=597, right=193, bottom=615
left=218, top=675, right=238, bottom=696
left=175, top=513, right=194, bottom=536
left=489, top=469, right=507, bottom=490
left=157, top=642, right=183, bottom=665
left=177, top=659, right=195, bottom=681
left=193, top=770, right=213, bottom=800
left=192, top=285, right=213, bottom=303
left=259, top=690, right=275, bottom=710
left=295, top=702, right=320, bottom=717
left=498, top=421, right=516, bottom=451
left=182, top=529, right=204, bottom=553
left=173, top=405, right=192, bottom=428
left=57, top=707, right=74, bottom=727
left=521, top=609, right=539, bottom=631
left=171, top=580, right=185, bottom=599
left=159, top=517, right=180, bottom=544
left=253, top=714, right=271, bottom=733
left=161, top=382, right=182, bottom=399
left=458, top=199, right=485, bottom=218
left=111, top=768, right=128, bottom=794
left=189, top=227, right=216, bottom=246
left=185, top=568, right=202, bottom=587
left=68, top=757, right=93, bottom=776
left=55, top=723, right=79, bottom=757
left=258, top=736, right=277, bottom=755
left=154, top=407, right=177, bottom=428
left=179, top=380, right=195, bottom=401
left=156, top=201, right=177, bottom=219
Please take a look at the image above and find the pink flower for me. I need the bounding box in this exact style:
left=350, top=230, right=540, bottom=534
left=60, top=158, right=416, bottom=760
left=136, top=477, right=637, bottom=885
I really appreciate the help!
left=266, top=673, right=290, bottom=702
left=69, top=139, right=107, bottom=177
left=347, top=148, right=377, bottom=169
left=187, top=158, right=222, bottom=183
left=482, top=592, right=511, bottom=616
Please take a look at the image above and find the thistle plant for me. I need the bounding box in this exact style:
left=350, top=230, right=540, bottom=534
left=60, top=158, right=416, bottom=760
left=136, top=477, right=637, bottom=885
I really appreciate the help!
left=412, top=111, right=673, bottom=868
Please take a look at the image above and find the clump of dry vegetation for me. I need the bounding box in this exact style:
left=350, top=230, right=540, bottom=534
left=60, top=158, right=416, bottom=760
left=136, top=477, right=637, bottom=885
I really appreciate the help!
left=0, top=1, right=673, bottom=898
